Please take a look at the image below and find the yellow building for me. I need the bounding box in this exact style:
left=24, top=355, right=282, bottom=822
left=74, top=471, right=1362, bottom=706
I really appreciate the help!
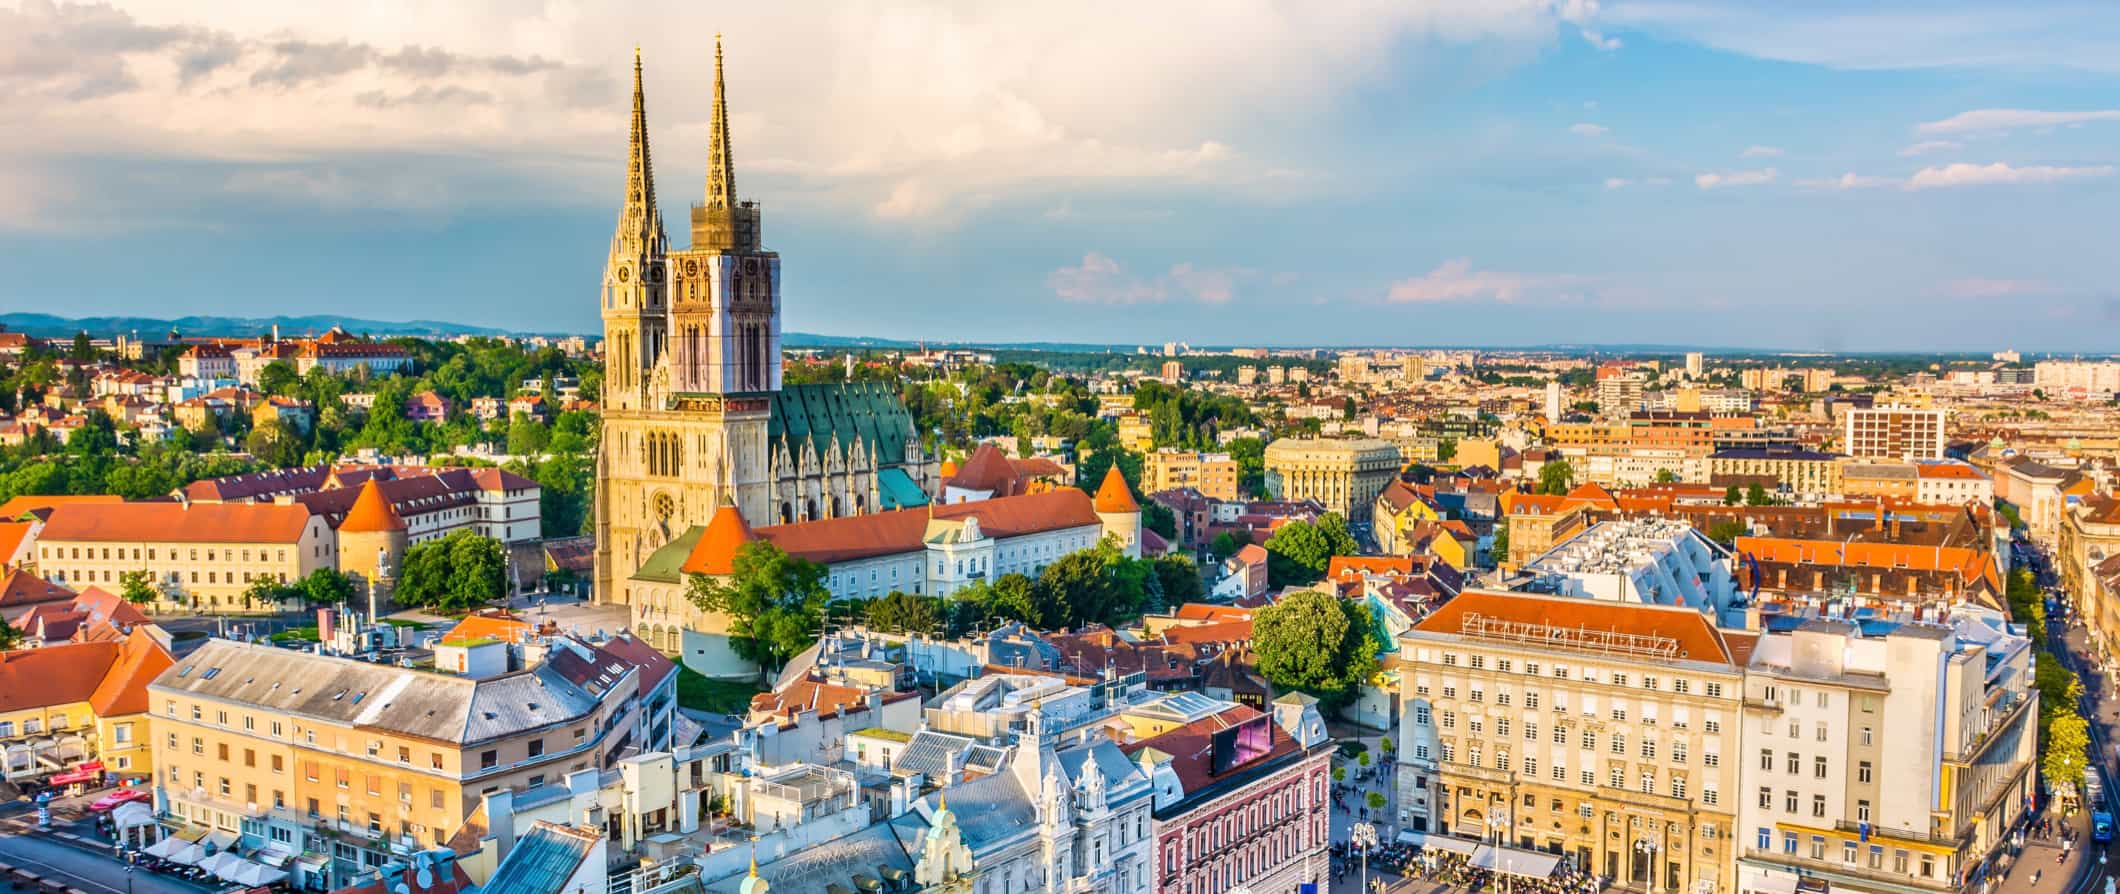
left=149, top=639, right=639, bottom=891
left=0, top=627, right=173, bottom=785
left=35, top=501, right=336, bottom=614
left=1707, top=448, right=1845, bottom=497
left=1141, top=449, right=1240, bottom=500
left=1263, top=437, right=1403, bottom=522
left=1397, top=591, right=1744, bottom=892
left=1116, top=413, right=1154, bottom=453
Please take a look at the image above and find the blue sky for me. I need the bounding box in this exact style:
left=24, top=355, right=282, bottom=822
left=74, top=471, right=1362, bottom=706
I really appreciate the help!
left=2, top=1, right=2116, bottom=351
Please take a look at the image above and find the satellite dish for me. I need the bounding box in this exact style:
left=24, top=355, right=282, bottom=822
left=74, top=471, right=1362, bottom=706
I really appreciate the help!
left=416, top=867, right=435, bottom=889
left=393, top=885, right=410, bottom=894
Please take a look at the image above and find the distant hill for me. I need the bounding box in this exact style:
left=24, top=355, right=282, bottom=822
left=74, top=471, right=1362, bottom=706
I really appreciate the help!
left=0, top=313, right=527, bottom=339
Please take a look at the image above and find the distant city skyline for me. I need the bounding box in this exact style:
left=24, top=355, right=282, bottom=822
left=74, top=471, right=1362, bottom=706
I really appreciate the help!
left=3, top=1, right=2117, bottom=350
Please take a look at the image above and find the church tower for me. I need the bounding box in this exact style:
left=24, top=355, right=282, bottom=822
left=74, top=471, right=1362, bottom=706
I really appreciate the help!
left=596, top=41, right=778, bottom=610
left=601, top=48, right=670, bottom=412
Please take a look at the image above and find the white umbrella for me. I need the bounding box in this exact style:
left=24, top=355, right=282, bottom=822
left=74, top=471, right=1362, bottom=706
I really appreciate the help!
left=111, top=802, right=156, bottom=830
left=233, top=862, right=288, bottom=887
left=163, top=840, right=207, bottom=867
left=212, top=856, right=261, bottom=884
left=195, top=852, right=240, bottom=877
left=141, top=837, right=182, bottom=860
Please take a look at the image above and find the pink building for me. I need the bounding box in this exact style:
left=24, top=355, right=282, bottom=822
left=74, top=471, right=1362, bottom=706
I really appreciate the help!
left=403, top=390, right=452, bottom=422
left=1125, top=694, right=1334, bottom=894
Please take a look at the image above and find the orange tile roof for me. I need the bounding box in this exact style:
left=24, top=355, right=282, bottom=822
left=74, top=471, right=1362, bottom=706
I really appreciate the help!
left=1, top=567, right=75, bottom=610
left=338, top=478, right=407, bottom=533
left=1328, top=556, right=1415, bottom=580
left=1158, top=619, right=1252, bottom=645
left=0, top=640, right=119, bottom=712
left=88, top=627, right=174, bottom=716
left=1093, top=466, right=1140, bottom=513
left=0, top=494, right=122, bottom=520
left=688, top=488, right=1102, bottom=571
left=1736, top=535, right=1994, bottom=585
left=1500, top=492, right=1566, bottom=515
left=947, top=443, right=1022, bottom=494
left=1173, top=603, right=1253, bottom=623
left=683, top=505, right=758, bottom=576
left=0, top=521, right=31, bottom=565
left=1413, top=589, right=1735, bottom=665
left=41, top=501, right=318, bottom=544
left=441, top=611, right=535, bottom=645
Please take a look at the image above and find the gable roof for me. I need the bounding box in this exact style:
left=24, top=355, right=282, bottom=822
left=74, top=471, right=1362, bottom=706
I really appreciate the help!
left=88, top=627, right=174, bottom=716
left=948, top=442, right=1023, bottom=494
left=1, top=567, right=75, bottom=611
left=42, top=501, right=318, bottom=544
left=1118, top=703, right=1299, bottom=805
left=0, top=494, right=122, bottom=520
left=594, top=632, right=678, bottom=697
left=1413, top=589, right=1736, bottom=666
left=683, top=505, right=758, bottom=576
left=0, top=640, right=120, bottom=712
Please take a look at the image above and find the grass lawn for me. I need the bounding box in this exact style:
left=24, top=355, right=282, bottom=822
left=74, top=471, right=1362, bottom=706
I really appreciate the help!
left=270, top=625, right=320, bottom=644
left=380, top=618, right=426, bottom=628
left=676, top=667, right=763, bottom=715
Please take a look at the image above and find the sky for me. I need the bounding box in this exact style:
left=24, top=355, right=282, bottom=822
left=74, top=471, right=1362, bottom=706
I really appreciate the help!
left=2, top=1, right=2117, bottom=352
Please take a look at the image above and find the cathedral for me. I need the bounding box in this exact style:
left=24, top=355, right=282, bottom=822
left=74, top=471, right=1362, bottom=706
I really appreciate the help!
left=593, top=42, right=936, bottom=607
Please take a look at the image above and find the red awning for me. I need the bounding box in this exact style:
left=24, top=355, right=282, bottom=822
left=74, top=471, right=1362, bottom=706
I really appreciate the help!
left=74, top=760, right=105, bottom=773
left=49, top=769, right=99, bottom=785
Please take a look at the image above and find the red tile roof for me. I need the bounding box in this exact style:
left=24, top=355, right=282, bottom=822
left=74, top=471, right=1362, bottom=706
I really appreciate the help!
left=1118, top=703, right=1299, bottom=796
left=597, top=632, right=678, bottom=697
left=1, top=567, right=75, bottom=611
left=947, top=443, right=1023, bottom=495
left=1158, top=619, right=1252, bottom=645
left=0, top=494, right=122, bottom=520
left=41, top=501, right=318, bottom=544
left=1327, top=556, right=1415, bottom=580
left=0, top=640, right=118, bottom=712
left=339, top=478, right=406, bottom=533
left=1173, top=604, right=1252, bottom=623
left=89, top=627, right=174, bottom=716
left=0, top=520, right=32, bottom=565
left=1413, top=590, right=1735, bottom=665
left=683, top=505, right=758, bottom=575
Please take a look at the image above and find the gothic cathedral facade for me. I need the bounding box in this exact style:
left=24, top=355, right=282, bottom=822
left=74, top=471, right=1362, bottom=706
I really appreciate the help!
left=593, top=43, right=934, bottom=609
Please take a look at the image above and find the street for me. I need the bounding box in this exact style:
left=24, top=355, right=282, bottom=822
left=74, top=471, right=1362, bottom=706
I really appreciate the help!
left=0, top=832, right=209, bottom=894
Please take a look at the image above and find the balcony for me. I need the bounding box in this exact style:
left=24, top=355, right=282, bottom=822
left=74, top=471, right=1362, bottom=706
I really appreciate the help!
left=1740, top=848, right=1958, bottom=893
left=1831, top=820, right=1969, bottom=851
left=1942, top=694, right=2033, bottom=767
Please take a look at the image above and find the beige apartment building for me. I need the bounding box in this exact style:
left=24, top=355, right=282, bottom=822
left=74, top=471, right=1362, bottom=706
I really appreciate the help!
left=36, top=502, right=335, bottom=613
left=1708, top=449, right=1845, bottom=498
left=149, top=640, right=638, bottom=890
left=1264, top=437, right=1402, bottom=522
left=1141, top=449, right=1241, bottom=500
left=1399, top=590, right=1745, bottom=893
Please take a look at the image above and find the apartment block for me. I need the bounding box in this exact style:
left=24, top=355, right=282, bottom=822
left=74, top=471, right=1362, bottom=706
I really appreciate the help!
left=1142, top=449, right=1241, bottom=501
left=1842, top=407, right=1946, bottom=461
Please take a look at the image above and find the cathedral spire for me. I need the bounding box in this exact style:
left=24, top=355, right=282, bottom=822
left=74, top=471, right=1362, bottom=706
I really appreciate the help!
left=704, top=34, right=736, bottom=210
left=622, top=46, right=662, bottom=245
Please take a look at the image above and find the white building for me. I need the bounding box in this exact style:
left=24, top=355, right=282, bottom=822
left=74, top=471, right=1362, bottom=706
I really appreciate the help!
left=1517, top=519, right=1742, bottom=626
left=1734, top=613, right=2035, bottom=894
left=1842, top=406, right=1947, bottom=461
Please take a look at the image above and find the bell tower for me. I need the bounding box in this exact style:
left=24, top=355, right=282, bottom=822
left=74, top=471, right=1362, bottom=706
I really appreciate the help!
left=669, top=36, right=781, bottom=396
left=601, top=48, right=671, bottom=412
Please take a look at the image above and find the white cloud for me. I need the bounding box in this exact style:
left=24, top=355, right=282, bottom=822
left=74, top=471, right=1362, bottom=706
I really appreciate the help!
left=1917, top=108, right=2120, bottom=135
left=1595, top=3, right=2120, bottom=73
left=1906, top=162, right=2114, bottom=189
left=1897, top=139, right=1961, bottom=157
left=1385, top=258, right=1580, bottom=304
left=0, top=0, right=1612, bottom=228
left=1694, top=167, right=1777, bottom=189
left=1795, top=172, right=1896, bottom=190
left=1940, top=277, right=2055, bottom=299
left=1603, top=177, right=1629, bottom=189
left=1740, top=145, right=1782, bottom=157
left=1046, top=251, right=1248, bottom=305
left=1570, top=122, right=1609, bottom=137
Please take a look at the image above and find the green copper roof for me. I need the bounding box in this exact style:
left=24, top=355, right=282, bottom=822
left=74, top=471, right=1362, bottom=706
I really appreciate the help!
left=632, top=524, right=706, bottom=584
left=768, top=382, right=915, bottom=466
left=876, top=466, right=929, bottom=510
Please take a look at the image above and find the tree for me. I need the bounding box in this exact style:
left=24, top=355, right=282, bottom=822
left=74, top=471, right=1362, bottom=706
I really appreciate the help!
left=1489, top=521, right=1510, bottom=566
left=1262, top=513, right=1359, bottom=585
left=397, top=530, right=509, bottom=612
left=243, top=576, right=291, bottom=611
left=685, top=541, right=829, bottom=674
left=1032, top=540, right=1156, bottom=630
left=1436, top=438, right=1457, bottom=464
left=1724, top=484, right=1741, bottom=505
left=1332, top=766, right=1346, bottom=784
left=865, top=591, right=942, bottom=635
left=1654, top=468, right=1679, bottom=484
left=0, top=613, right=19, bottom=650
left=1366, top=791, right=1387, bottom=811
left=1745, top=482, right=1773, bottom=506
left=1706, top=519, right=1748, bottom=545
left=1537, top=458, right=1575, bottom=495
left=298, top=568, right=357, bottom=606
left=1209, top=530, right=1247, bottom=561
left=2044, top=711, right=2091, bottom=798
left=1141, top=500, right=1177, bottom=540
left=1252, top=588, right=1381, bottom=712
left=119, top=570, right=158, bottom=606
left=1152, top=554, right=1205, bottom=606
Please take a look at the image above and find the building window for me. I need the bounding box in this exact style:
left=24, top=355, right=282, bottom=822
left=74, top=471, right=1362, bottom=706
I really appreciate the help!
left=1858, top=761, right=1872, bottom=784
left=1814, top=756, right=1828, bottom=779
left=1702, top=787, right=1718, bottom=806
left=1812, top=795, right=1826, bottom=817
left=481, top=750, right=498, bottom=769
left=1785, top=791, right=1798, bottom=813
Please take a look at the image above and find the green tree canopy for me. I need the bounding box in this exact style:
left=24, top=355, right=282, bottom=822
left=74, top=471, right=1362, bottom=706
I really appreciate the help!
left=396, top=530, right=509, bottom=612
left=1261, top=513, right=1359, bottom=585
left=1745, top=482, right=1773, bottom=506
left=685, top=541, right=830, bottom=673
left=1252, top=588, right=1380, bottom=712
left=299, top=568, right=357, bottom=606
left=1723, top=484, right=1741, bottom=505
left=1537, top=457, right=1576, bottom=495
left=1152, top=554, right=1205, bottom=606
left=119, top=570, right=158, bottom=606
left=864, top=591, right=943, bottom=635
left=1208, top=529, right=1248, bottom=560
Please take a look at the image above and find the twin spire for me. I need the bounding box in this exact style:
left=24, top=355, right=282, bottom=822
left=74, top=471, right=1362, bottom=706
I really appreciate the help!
left=623, top=35, right=737, bottom=241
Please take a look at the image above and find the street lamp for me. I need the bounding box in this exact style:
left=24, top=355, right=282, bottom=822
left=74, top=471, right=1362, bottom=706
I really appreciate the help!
left=1352, top=821, right=1379, bottom=894
left=1633, top=836, right=1660, bottom=893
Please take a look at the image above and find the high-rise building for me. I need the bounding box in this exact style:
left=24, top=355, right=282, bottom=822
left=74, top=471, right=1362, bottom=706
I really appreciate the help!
left=1142, top=449, right=1240, bottom=500
left=1841, top=406, right=1946, bottom=460
left=1684, top=352, right=1704, bottom=378
left=1237, top=365, right=1258, bottom=385
left=1160, top=360, right=1183, bottom=382
left=1267, top=366, right=1287, bottom=385
left=1545, top=381, right=1564, bottom=423
left=593, top=44, right=934, bottom=607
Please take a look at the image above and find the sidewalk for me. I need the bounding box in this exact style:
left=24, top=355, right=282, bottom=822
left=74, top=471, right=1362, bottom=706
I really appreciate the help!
left=1990, top=583, right=2116, bottom=894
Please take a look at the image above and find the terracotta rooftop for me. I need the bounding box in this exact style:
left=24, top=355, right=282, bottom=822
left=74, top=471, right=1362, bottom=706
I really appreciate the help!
left=1413, top=589, right=1736, bottom=666
left=0, top=494, right=122, bottom=520
left=1118, top=703, right=1298, bottom=798
left=1173, top=603, right=1252, bottom=623
left=338, top=478, right=407, bottom=533
left=441, top=611, right=536, bottom=646
left=0, top=640, right=119, bottom=713
left=41, top=501, right=318, bottom=544
left=0, top=520, right=31, bottom=565
left=1, top=567, right=76, bottom=612
left=684, top=505, right=757, bottom=575
left=946, top=442, right=1023, bottom=495
left=1093, top=466, right=1140, bottom=513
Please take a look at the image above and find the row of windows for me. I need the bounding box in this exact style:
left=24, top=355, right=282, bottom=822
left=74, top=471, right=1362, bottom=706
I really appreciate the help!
left=1431, top=654, right=1726, bottom=698
left=0, top=716, right=73, bottom=736
left=1417, top=686, right=1723, bottom=734
left=1757, top=828, right=1935, bottom=878
left=44, top=545, right=294, bottom=563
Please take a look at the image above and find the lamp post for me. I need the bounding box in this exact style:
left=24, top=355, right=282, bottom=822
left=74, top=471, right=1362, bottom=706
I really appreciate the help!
left=1632, top=835, right=1660, bottom=893
left=1353, top=821, right=1378, bottom=894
